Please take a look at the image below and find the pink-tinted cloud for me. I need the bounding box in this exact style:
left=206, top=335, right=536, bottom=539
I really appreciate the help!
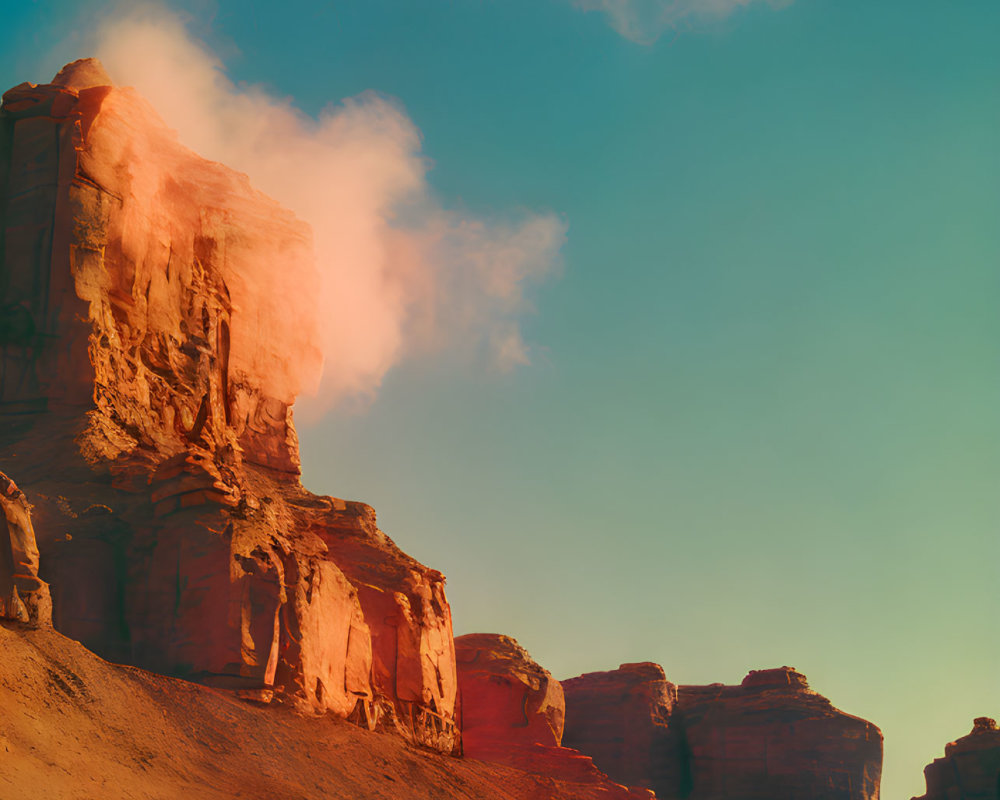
left=573, top=0, right=796, bottom=43
left=92, top=6, right=565, bottom=414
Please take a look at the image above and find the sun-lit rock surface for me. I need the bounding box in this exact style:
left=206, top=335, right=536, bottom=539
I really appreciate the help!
left=0, top=471, right=51, bottom=626
left=911, top=717, right=1000, bottom=800
left=456, top=633, right=654, bottom=799
left=563, top=663, right=882, bottom=800
left=456, top=633, right=565, bottom=752
left=0, top=59, right=455, bottom=750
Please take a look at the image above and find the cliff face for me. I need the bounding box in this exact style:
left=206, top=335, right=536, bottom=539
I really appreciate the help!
left=562, top=664, right=883, bottom=800
left=0, top=60, right=456, bottom=751
left=455, top=633, right=655, bottom=799
left=562, top=662, right=686, bottom=798
left=912, top=718, right=1000, bottom=800
left=677, top=667, right=882, bottom=800
left=0, top=58, right=889, bottom=799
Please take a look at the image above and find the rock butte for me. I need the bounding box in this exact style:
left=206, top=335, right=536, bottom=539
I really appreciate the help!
left=911, top=718, right=1000, bottom=800
left=3, top=58, right=965, bottom=800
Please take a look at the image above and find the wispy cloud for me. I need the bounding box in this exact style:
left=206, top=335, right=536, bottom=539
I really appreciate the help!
left=573, top=0, right=795, bottom=44
left=91, top=5, right=565, bottom=415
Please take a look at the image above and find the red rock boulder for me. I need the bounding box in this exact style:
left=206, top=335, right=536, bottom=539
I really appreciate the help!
left=456, top=633, right=565, bottom=754
left=456, top=633, right=654, bottom=799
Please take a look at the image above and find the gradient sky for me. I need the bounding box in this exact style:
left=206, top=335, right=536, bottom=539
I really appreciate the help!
left=2, top=1, right=998, bottom=797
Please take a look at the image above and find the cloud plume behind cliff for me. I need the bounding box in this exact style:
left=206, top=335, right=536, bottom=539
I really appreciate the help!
left=92, top=7, right=565, bottom=414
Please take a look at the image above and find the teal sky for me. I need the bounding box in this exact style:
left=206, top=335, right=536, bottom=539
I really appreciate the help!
left=3, top=1, right=998, bottom=797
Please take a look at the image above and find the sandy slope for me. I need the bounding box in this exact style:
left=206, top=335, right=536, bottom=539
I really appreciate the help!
left=0, top=623, right=617, bottom=800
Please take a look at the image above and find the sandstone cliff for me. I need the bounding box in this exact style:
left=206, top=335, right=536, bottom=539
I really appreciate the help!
left=911, top=717, right=1000, bottom=800
left=0, top=58, right=892, bottom=800
left=0, top=59, right=455, bottom=751
left=563, top=664, right=882, bottom=800
left=455, top=633, right=655, bottom=798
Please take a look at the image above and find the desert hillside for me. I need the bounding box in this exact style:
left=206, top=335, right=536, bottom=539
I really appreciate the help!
left=0, top=621, right=627, bottom=800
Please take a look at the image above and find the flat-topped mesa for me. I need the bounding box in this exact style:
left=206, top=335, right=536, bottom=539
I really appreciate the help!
left=0, top=60, right=457, bottom=752
left=677, top=669, right=882, bottom=800
left=455, top=633, right=654, bottom=800
left=562, top=663, right=882, bottom=800
left=911, top=718, right=1000, bottom=800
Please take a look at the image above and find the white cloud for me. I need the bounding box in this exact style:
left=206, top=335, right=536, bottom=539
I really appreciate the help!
left=573, top=0, right=796, bottom=44
left=91, top=5, right=565, bottom=414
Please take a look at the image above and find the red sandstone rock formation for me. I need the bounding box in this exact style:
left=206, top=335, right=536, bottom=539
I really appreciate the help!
left=0, top=59, right=455, bottom=751
left=0, top=57, right=889, bottom=798
left=562, top=664, right=882, bottom=800
left=678, top=667, right=882, bottom=800
left=456, top=633, right=565, bottom=752
left=562, top=662, right=685, bottom=799
left=911, top=717, right=1000, bottom=800
left=456, top=633, right=654, bottom=799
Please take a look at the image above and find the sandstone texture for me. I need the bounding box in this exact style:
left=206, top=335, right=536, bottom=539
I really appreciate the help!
left=0, top=59, right=455, bottom=750
left=912, top=717, right=1000, bottom=800
left=457, top=633, right=565, bottom=752
left=0, top=471, right=51, bottom=626
left=677, top=666, right=882, bottom=800
left=562, top=661, right=683, bottom=799
left=456, top=633, right=654, bottom=799
left=563, top=664, right=882, bottom=800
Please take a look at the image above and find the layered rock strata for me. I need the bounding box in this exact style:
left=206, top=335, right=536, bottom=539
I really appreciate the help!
left=562, top=664, right=882, bottom=800
left=0, top=60, right=456, bottom=751
left=455, top=633, right=654, bottom=799
left=912, top=717, right=1000, bottom=800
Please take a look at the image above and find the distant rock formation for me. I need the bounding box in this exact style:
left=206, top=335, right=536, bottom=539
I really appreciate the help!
left=456, top=633, right=654, bottom=799
left=911, top=717, right=1000, bottom=800
left=563, top=664, right=883, bottom=800
left=562, top=662, right=685, bottom=798
left=0, top=57, right=889, bottom=799
left=0, top=59, right=455, bottom=751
